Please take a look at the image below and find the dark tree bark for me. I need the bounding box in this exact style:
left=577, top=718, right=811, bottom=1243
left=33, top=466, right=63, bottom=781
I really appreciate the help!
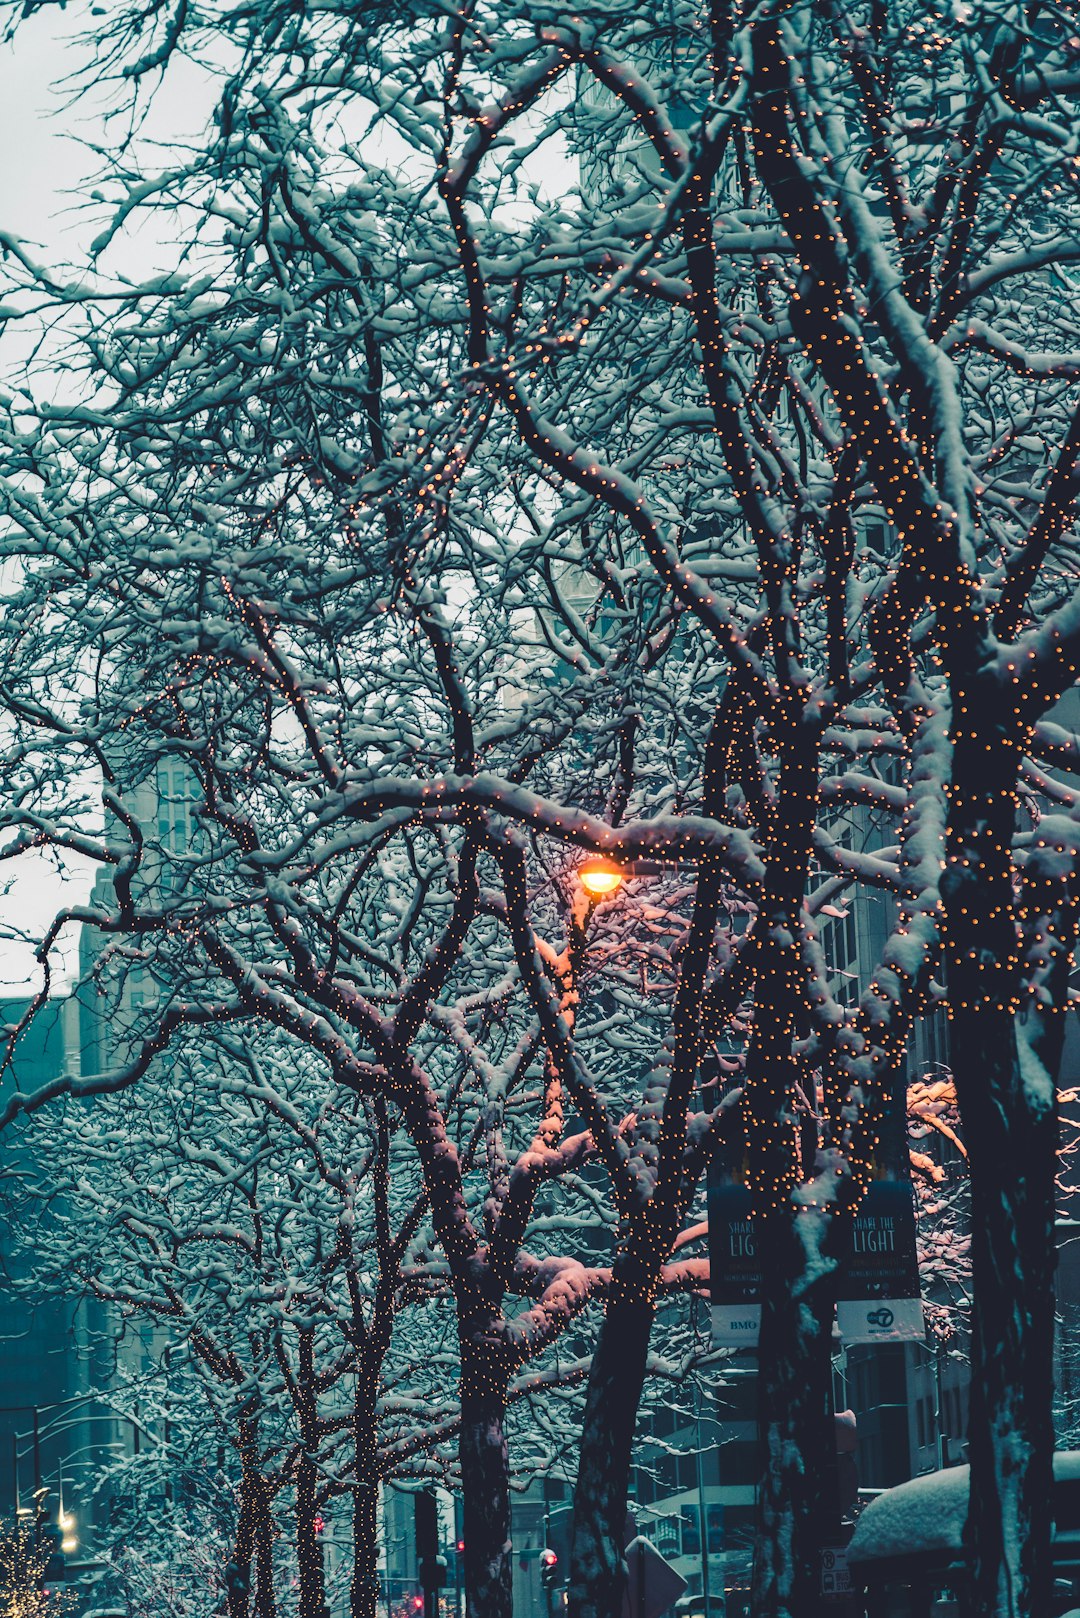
left=254, top=1503, right=278, bottom=1618
left=459, top=1337, right=513, bottom=1618
left=227, top=1483, right=255, bottom=1618
left=294, top=1443, right=327, bottom=1618
left=751, top=1207, right=839, bottom=1618
left=943, top=699, right=1079, bottom=1618
left=567, top=1284, right=655, bottom=1618
left=350, top=1368, right=382, bottom=1618
left=232, top=1412, right=277, bottom=1618
left=738, top=700, right=823, bottom=1616
left=294, top=1444, right=327, bottom=1618
left=398, top=1072, right=516, bottom=1618
left=292, top=1333, right=328, bottom=1618
left=958, top=1022, right=1056, bottom=1618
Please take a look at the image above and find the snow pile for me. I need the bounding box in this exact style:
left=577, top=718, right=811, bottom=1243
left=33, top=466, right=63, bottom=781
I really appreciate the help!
left=849, top=1454, right=1080, bottom=1568
left=848, top=1469, right=969, bottom=1566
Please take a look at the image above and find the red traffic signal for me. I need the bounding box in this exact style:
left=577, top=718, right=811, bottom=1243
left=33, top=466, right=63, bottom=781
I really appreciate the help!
left=540, top=1548, right=559, bottom=1588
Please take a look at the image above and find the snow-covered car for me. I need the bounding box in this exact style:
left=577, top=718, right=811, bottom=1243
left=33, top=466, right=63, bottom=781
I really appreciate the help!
left=846, top=1454, right=1080, bottom=1616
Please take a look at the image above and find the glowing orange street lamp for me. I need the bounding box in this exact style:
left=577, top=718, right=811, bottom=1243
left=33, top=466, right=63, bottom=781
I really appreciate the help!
left=579, top=858, right=626, bottom=898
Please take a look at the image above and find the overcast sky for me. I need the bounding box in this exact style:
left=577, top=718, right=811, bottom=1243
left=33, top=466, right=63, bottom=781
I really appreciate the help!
left=0, top=12, right=199, bottom=995
left=0, top=13, right=577, bottom=997
left=2, top=19, right=82, bottom=992
left=3, top=13, right=99, bottom=248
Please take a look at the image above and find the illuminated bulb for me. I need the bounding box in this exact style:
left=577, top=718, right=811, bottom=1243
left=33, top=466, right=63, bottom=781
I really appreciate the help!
left=579, top=859, right=625, bottom=898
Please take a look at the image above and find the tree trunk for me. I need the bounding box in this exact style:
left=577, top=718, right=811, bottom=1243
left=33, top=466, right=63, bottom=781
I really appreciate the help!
left=227, top=1480, right=255, bottom=1618
left=254, top=1503, right=278, bottom=1618
left=232, top=1416, right=275, bottom=1618
left=350, top=1376, right=381, bottom=1618
left=956, top=1012, right=1057, bottom=1618
left=944, top=711, right=1057, bottom=1618
left=567, top=1285, right=655, bottom=1618
left=459, top=1339, right=513, bottom=1618
left=751, top=1207, right=838, bottom=1618
left=295, top=1446, right=327, bottom=1618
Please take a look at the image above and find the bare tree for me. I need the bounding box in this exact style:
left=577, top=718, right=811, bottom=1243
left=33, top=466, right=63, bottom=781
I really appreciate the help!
left=4, top=1034, right=466, bottom=1618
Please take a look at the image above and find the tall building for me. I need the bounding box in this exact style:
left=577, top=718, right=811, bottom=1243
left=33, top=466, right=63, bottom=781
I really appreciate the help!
left=0, top=991, right=110, bottom=1589
left=0, top=757, right=204, bottom=1599
left=630, top=1376, right=756, bottom=1618
left=77, top=758, right=201, bottom=1080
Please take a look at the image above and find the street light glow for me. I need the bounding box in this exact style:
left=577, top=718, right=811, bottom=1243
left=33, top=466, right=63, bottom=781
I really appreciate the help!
left=579, top=859, right=624, bottom=897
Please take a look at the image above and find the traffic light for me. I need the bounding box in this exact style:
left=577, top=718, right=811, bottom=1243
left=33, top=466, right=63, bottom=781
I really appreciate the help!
left=415, top=1490, right=446, bottom=1597
left=39, top=1523, right=65, bottom=1588
left=419, top=1555, right=447, bottom=1592
left=540, top=1548, right=559, bottom=1589
left=415, top=1492, right=437, bottom=1567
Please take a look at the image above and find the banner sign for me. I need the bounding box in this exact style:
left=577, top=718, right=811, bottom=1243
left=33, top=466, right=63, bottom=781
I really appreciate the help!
left=836, top=1179, right=923, bottom=1345
left=836, top=1296, right=924, bottom=1344
left=708, top=1160, right=923, bottom=1348
left=707, top=1153, right=761, bottom=1348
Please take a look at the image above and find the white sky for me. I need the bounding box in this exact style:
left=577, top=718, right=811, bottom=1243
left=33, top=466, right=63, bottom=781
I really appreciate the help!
left=0, top=11, right=198, bottom=995
left=0, top=13, right=578, bottom=996
left=1, top=18, right=89, bottom=993
left=1, top=16, right=91, bottom=247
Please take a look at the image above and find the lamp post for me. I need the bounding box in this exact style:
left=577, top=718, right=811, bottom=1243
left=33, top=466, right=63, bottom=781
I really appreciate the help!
left=1, top=1403, right=42, bottom=1515
left=578, top=856, right=677, bottom=897
left=695, top=1383, right=712, bottom=1618
left=4, top=1398, right=130, bottom=1566
left=543, top=1498, right=573, bottom=1612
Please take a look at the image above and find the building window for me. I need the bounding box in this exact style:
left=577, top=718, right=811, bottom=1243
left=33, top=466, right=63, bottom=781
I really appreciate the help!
left=682, top=1507, right=700, bottom=1558
left=656, top=1517, right=679, bottom=1559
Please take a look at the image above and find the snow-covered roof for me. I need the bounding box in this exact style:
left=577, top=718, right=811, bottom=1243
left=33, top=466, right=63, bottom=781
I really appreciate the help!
left=848, top=1453, right=1080, bottom=1569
